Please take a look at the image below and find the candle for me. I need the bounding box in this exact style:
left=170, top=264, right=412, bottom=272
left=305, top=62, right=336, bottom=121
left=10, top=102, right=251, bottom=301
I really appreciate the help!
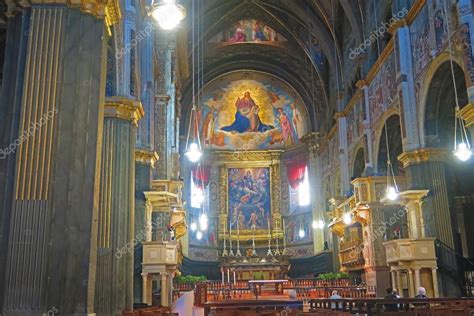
left=283, top=218, right=286, bottom=249
left=227, top=268, right=230, bottom=284
left=222, top=270, right=224, bottom=284
left=233, top=271, right=236, bottom=285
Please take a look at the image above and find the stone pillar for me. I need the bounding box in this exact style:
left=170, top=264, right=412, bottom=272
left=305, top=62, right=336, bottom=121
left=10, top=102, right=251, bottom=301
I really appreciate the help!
left=395, top=190, right=429, bottom=239
left=390, top=270, right=397, bottom=293
left=141, top=273, right=150, bottom=305
left=393, top=23, right=421, bottom=151
left=396, top=270, right=403, bottom=298
left=431, top=268, right=439, bottom=298
left=154, top=94, right=170, bottom=179
left=398, top=149, right=455, bottom=248
left=95, top=97, right=144, bottom=315
left=301, top=132, right=324, bottom=253
left=134, top=150, right=158, bottom=304
left=1, top=3, right=118, bottom=314
left=160, top=272, right=170, bottom=307
left=408, top=269, right=415, bottom=297
left=414, top=268, right=421, bottom=290
left=336, top=114, right=351, bottom=195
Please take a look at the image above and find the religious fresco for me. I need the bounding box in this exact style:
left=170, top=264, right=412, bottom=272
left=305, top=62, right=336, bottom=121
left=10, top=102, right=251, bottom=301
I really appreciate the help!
left=209, top=19, right=287, bottom=43
left=284, top=245, right=314, bottom=258
left=368, top=52, right=396, bottom=126
left=432, top=0, right=449, bottom=51
left=228, top=168, right=271, bottom=230
left=410, top=5, right=430, bottom=78
left=199, top=72, right=308, bottom=150
left=284, top=212, right=313, bottom=244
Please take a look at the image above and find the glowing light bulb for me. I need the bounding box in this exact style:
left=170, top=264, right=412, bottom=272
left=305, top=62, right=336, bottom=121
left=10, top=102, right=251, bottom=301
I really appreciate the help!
left=312, top=220, right=318, bottom=229
left=150, top=0, right=186, bottom=30
left=185, top=142, right=202, bottom=163
left=190, top=222, right=197, bottom=232
left=454, top=142, right=472, bottom=161
left=317, top=220, right=325, bottom=229
left=298, top=229, right=305, bottom=238
left=196, top=231, right=203, bottom=240
left=386, top=186, right=399, bottom=201
left=343, top=213, right=352, bottom=225
left=199, top=213, right=208, bottom=231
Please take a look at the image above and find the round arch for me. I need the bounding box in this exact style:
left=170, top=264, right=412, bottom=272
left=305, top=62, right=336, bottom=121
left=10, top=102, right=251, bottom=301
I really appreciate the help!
left=376, top=114, right=404, bottom=176
left=352, top=147, right=365, bottom=179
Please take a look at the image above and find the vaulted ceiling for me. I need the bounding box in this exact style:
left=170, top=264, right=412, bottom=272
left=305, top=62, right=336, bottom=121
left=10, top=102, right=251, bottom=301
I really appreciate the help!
left=179, top=0, right=365, bottom=134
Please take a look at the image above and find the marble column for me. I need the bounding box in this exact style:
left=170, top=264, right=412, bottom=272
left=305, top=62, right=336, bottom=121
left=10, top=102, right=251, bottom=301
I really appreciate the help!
left=94, top=97, right=144, bottom=315
left=390, top=270, right=397, bottom=293
left=396, top=270, right=403, bottom=298
left=141, top=273, right=150, bottom=306
left=408, top=269, right=415, bottom=297
left=2, top=3, right=118, bottom=315
left=398, top=149, right=455, bottom=248
left=414, top=268, right=421, bottom=291
left=431, top=268, right=440, bottom=298
left=160, top=272, right=170, bottom=307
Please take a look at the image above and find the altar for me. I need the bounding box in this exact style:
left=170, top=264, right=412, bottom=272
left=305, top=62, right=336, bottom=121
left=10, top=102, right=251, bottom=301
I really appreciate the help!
left=220, top=254, right=291, bottom=281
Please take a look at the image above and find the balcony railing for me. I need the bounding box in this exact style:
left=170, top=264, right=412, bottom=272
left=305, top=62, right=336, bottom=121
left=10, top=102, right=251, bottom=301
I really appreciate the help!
left=383, top=238, right=436, bottom=264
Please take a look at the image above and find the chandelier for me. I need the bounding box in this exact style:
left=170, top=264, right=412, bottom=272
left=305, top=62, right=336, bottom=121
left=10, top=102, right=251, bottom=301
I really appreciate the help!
left=150, top=0, right=186, bottom=30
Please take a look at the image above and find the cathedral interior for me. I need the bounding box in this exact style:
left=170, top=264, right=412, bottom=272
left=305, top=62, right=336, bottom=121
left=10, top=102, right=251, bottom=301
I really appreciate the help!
left=1, top=0, right=474, bottom=315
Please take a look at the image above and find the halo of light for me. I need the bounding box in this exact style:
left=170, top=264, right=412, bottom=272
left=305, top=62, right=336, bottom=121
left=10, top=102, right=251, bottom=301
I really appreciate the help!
left=454, top=142, right=472, bottom=161
left=343, top=213, right=352, bottom=225
left=298, top=229, right=305, bottom=238
left=150, top=0, right=186, bottom=30
left=190, top=222, right=197, bottom=232
left=185, top=142, right=202, bottom=163
left=386, top=186, right=399, bottom=201
left=312, top=220, right=318, bottom=229
left=196, top=231, right=203, bottom=240
left=317, top=220, right=325, bottom=229
left=199, top=213, right=208, bottom=231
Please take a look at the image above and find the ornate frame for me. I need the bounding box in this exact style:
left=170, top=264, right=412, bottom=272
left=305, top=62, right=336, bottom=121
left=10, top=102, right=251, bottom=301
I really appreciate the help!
left=210, top=150, right=283, bottom=241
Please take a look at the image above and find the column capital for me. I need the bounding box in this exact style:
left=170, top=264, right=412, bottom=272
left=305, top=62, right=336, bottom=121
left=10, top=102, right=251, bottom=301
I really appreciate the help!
left=301, top=132, right=321, bottom=155
left=104, top=96, right=144, bottom=127
left=156, top=94, right=171, bottom=104
left=135, top=149, right=159, bottom=168
left=30, top=0, right=121, bottom=25
left=397, top=148, right=448, bottom=168
left=459, top=103, right=474, bottom=128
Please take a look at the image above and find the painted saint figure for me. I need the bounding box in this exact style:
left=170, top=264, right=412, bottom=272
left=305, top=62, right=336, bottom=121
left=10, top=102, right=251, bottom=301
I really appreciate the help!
left=230, top=22, right=246, bottom=42
left=221, top=91, right=274, bottom=133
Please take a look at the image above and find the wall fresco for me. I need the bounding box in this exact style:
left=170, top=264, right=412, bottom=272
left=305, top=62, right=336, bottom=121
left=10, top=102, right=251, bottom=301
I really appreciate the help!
left=209, top=19, right=287, bottom=43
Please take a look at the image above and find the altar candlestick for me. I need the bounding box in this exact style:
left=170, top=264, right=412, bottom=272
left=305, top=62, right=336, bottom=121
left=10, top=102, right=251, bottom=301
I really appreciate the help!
left=267, top=218, right=273, bottom=256
left=233, top=271, right=236, bottom=285
left=282, top=218, right=287, bottom=254
left=227, top=268, right=230, bottom=284
left=229, top=220, right=234, bottom=256
left=236, top=214, right=242, bottom=256
left=221, top=270, right=224, bottom=284
left=222, top=220, right=228, bottom=256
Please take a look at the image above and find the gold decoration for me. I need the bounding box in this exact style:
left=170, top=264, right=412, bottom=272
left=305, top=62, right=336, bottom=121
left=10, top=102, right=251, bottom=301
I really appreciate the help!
left=459, top=103, right=474, bottom=128
left=135, top=149, right=159, bottom=168
left=104, top=96, right=144, bottom=127
left=397, top=148, right=448, bottom=168
left=31, top=0, right=121, bottom=33
left=213, top=150, right=283, bottom=241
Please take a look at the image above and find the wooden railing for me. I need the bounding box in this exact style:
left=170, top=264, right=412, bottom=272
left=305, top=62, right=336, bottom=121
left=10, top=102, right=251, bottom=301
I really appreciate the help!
left=200, top=298, right=474, bottom=316
left=309, top=297, right=474, bottom=316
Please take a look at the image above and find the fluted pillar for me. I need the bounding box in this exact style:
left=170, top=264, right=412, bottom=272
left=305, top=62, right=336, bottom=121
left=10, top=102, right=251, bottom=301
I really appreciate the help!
left=2, top=4, right=114, bottom=315
left=94, top=97, right=143, bottom=315
left=398, top=149, right=455, bottom=248
left=414, top=268, right=421, bottom=291
left=396, top=270, right=403, bottom=298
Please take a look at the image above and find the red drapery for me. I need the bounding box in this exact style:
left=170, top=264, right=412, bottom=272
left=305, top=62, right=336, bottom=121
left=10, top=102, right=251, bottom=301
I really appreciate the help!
left=192, top=164, right=210, bottom=188
left=286, top=160, right=307, bottom=189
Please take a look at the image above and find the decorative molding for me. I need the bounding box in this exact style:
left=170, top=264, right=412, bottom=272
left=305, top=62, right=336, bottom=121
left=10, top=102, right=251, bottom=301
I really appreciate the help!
left=135, top=149, right=159, bottom=168
left=30, top=0, right=121, bottom=27
left=104, top=96, right=144, bottom=127
left=459, top=103, right=474, bottom=128
left=397, top=148, right=448, bottom=168
left=300, top=132, right=321, bottom=156
left=405, top=0, right=426, bottom=26
left=366, top=38, right=394, bottom=85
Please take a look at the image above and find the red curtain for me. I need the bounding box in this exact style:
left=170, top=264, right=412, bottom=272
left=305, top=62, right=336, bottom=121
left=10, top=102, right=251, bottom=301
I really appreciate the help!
left=192, top=164, right=210, bottom=188
left=286, top=160, right=307, bottom=189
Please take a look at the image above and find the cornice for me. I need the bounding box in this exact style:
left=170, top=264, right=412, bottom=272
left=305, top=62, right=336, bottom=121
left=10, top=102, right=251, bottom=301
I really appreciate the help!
left=397, top=148, right=448, bottom=168
left=135, top=149, right=159, bottom=168
left=459, top=103, right=474, bottom=128
left=104, top=96, right=144, bottom=127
